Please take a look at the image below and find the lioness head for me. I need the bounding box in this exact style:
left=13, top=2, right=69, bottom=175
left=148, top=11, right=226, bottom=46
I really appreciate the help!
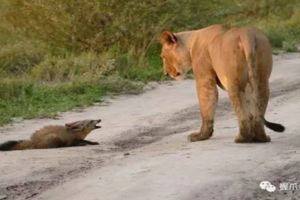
left=160, top=31, right=192, bottom=80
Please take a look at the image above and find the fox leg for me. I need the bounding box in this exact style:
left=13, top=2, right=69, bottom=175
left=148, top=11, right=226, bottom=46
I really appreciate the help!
left=188, top=76, right=218, bottom=142
left=72, top=140, right=99, bottom=146
left=81, top=140, right=99, bottom=145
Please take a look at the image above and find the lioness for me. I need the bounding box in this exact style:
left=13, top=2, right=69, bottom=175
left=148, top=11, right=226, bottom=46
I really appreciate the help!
left=160, top=24, right=285, bottom=143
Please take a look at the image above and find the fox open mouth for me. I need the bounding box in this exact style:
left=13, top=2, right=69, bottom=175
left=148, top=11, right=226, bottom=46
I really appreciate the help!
left=94, top=125, right=101, bottom=129
left=94, top=120, right=102, bottom=129
left=94, top=124, right=101, bottom=129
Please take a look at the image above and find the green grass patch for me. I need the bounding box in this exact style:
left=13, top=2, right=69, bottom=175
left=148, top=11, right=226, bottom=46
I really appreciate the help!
left=0, top=50, right=164, bottom=126
left=0, top=77, right=143, bottom=125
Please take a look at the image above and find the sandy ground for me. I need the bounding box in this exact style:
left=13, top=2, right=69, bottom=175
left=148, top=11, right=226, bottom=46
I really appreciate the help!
left=0, top=53, right=300, bottom=200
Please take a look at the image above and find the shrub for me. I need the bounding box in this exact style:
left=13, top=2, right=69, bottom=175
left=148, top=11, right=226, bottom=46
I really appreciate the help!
left=282, top=41, right=297, bottom=52
left=31, top=52, right=115, bottom=82
left=0, top=78, right=34, bottom=100
left=1, top=0, right=232, bottom=57
left=0, top=41, right=45, bottom=75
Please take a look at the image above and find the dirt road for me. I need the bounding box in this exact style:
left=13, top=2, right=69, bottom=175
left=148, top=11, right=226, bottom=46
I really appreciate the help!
left=0, top=53, right=300, bottom=200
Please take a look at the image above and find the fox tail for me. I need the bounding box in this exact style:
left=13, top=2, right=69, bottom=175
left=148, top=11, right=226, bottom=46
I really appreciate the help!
left=0, top=140, right=32, bottom=151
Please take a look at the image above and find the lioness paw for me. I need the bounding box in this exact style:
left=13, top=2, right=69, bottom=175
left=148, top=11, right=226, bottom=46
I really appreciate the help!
left=187, top=132, right=212, bottom=142
left=253, top=134, right=271, bottom=143
left=234, top=134, right=254, bottom=143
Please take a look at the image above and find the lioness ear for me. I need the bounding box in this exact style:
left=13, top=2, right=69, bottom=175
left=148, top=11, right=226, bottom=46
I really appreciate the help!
left=160, top=31, right=177, bottom=45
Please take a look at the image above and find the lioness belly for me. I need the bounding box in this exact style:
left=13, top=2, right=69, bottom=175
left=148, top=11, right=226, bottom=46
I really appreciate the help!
left=216, top=76, right=227, bottom=90
left=214, top=63, right=249, bottom=91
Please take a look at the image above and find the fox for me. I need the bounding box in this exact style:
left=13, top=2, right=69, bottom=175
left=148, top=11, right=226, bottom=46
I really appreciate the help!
left=0, top=119, right=101, bottom=151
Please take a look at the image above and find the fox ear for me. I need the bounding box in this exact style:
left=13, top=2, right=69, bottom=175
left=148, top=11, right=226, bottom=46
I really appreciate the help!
left=65, top=122, right=81, bottom=130
left=160, top=31, right=177, bottom=45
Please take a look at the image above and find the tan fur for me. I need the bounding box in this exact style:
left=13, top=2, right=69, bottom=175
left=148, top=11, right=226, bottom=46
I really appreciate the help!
left=160, top=24, right=276, bottom=143
left=1, top=119, right=101, bottom=151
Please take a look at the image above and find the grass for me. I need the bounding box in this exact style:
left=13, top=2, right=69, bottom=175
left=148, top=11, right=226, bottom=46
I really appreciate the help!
left=115, top=51, right=166, bottom=82
left=0, top=45, right=164, bottom=126
left=0, top=41, right=45, bottom=75
left=0, top=77, right=144, bottom=125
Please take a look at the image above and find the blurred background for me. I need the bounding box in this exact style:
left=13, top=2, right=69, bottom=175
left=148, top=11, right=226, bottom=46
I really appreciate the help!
left=0, top=0, right=299, bottom=125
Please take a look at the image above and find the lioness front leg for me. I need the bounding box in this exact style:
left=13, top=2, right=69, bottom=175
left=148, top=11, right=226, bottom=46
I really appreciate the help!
left=188, top=77, right=218, bottom=142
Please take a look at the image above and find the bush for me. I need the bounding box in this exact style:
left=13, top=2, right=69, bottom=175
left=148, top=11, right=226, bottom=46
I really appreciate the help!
left=0, top=41, right=45, bottom=75
left=1, top=0, right=300, bottom=57
left=253, top=4, right=300, bottom=49
left=265, top=28, right=286, bottom=48
left=282, top=41, right=297, bottom=52
left=114, top=51, right=165, bottom=82
left=0, top=78, right=34, bottom=100
left=0, top=0, right=233, bottom=56
left=31, top=52, right=115, bottom=82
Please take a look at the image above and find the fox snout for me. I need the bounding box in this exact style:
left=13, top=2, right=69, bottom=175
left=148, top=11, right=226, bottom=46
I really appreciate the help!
left=93, top=119, right=102, bottom=129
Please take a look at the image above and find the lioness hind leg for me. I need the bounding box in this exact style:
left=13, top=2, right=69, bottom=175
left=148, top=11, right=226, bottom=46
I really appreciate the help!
left=253, top=120, right=270, bottom=142
left=228, top=87, right=254, bottom=143
left=188, top=77, right=218, bottom=142
left=234, top=119, right=254, bottom=143
left=253, top=81, right=271, bottom=142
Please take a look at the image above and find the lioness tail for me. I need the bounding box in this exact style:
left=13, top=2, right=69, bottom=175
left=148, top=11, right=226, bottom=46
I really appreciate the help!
left=263, top=118, right=285, bottom=132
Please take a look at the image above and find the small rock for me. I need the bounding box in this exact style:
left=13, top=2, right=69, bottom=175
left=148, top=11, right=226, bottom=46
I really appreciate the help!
left=0, top=195, right=7, bottom=200
left=124, top=152, right=130, bottom=156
